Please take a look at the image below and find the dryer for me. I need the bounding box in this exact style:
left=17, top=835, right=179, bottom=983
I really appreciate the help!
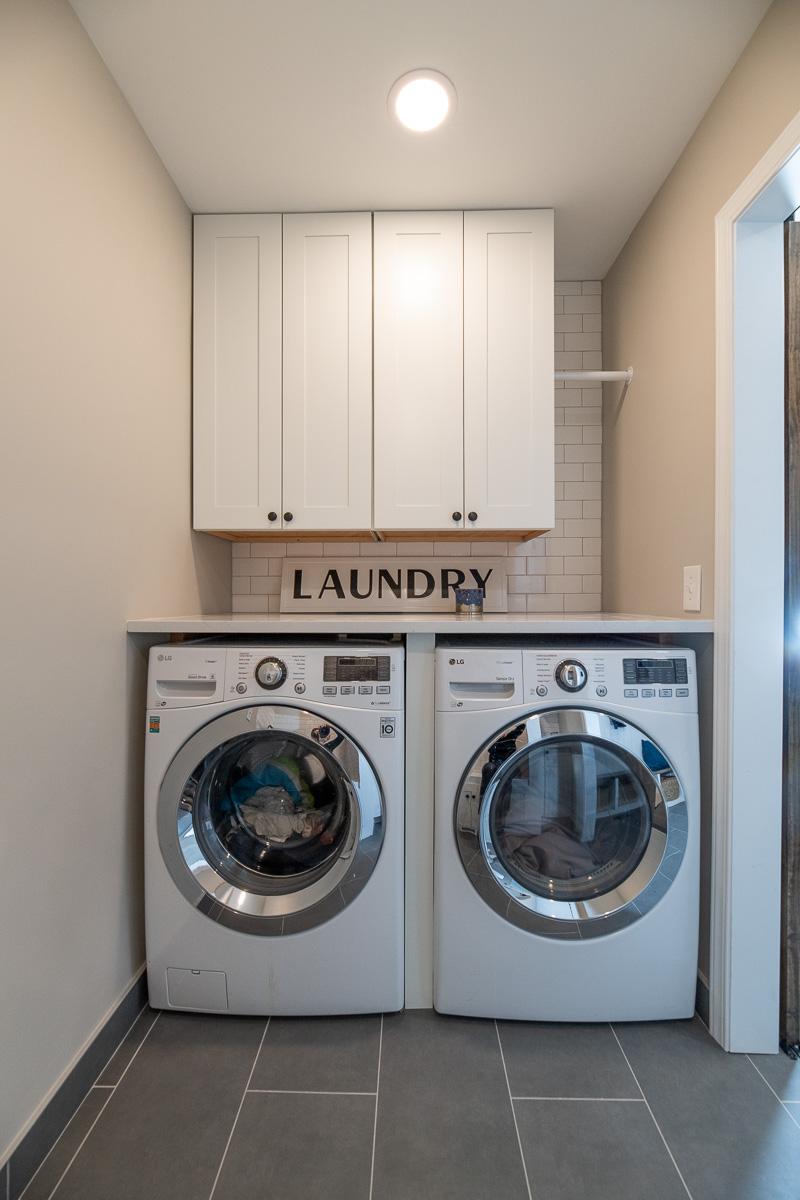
left=434, top=644, right=700, bottom=1021
left=145, top=642, right=404, bottom=1015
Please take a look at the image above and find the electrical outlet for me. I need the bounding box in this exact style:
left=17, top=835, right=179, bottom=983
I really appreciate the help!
left=683, top=565, right=702, bottom=612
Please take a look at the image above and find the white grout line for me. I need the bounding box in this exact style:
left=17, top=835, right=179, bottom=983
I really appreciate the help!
left=511, top=1096, right=645, bottom=1102
left=368, top=1014, right=384, bottom=1200
left=610, top=1025, right=694, bottom=1200
left=111, top=1011, right=161, bottom=1091
left=208, top=1019, right=270, bottom=1200
left=495, top=1021, right=533, bottom=1200
left=746, top=1055, right=800, bottom=1131
left=23, top=1012, right=162, bottom=1200
left=247, top=1089, right=377, bottom=1096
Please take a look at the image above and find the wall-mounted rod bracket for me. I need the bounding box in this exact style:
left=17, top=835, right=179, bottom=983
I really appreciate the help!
left=554, top=367, right=634, bottom=405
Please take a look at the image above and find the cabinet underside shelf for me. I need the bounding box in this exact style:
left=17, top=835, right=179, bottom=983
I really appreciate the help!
left=197, top=528, right=549, bottom=543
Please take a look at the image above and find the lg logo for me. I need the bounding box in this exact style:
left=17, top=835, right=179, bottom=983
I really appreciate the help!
left=449, top=657, right=465, bottom=665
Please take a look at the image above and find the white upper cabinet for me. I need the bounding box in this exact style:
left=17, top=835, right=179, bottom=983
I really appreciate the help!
left=193, top=214, right=282, bottom=531
left=464, top=210, right=554, bottom=531
left=282, top=213, right=372, bottom=530
left=373, top=212, right=464, bottom=530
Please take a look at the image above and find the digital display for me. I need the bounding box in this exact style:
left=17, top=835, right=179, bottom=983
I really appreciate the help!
left=323, top=655, right=391, bottom=683
left=623, top=658, right=688, bottom=685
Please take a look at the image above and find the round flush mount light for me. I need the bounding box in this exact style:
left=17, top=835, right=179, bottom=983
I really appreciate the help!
left=388, top=69, right=457, bottom=132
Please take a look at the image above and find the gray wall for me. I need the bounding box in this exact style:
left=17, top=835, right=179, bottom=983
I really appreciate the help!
left=602, top=0, right=800, bottom=617
left=0, top=0, right=229, bottom=1162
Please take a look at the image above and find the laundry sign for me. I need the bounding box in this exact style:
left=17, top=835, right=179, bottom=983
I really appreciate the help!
left=280, top=559, right=507, bottom=613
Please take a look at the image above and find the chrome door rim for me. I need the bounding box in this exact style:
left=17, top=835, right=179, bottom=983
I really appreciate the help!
left=158, top=704, right=385, bottom=935
left=454, top=707, right=687, bottom=938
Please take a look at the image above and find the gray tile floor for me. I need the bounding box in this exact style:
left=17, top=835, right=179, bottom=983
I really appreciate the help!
left=14, top=1008, right=800, bottom=1200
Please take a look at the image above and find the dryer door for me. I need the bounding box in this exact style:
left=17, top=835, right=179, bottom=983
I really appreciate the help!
left=455, top=708, right=688, bottom=938
left=158, top=705, right=384, bottom=935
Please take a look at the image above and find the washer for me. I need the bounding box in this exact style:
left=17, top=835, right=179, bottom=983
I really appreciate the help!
left=145, top=642, right=404, bottom=1015
left=434, top=644, right=700, bottom=1021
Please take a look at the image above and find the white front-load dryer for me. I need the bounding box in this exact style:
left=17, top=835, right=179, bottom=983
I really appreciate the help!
left=434, top=644, right=700, bottom=1021
left=145, top=641, right=404, bottom=1015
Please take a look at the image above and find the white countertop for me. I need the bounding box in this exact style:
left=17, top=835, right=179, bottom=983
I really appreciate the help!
left=127, top=612, right=713, bottom=635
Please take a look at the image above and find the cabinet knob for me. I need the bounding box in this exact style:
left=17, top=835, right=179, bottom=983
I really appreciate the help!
left=468, top=511, right=478, bottom=522
left=284, top=512, right=294, bottom=522
left=452, top=511, right=462, bottom=522
left=267, top=511, right=278, bottom=523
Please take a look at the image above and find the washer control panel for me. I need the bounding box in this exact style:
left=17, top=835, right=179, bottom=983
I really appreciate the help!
left=224, top=645, right=403, bottom=709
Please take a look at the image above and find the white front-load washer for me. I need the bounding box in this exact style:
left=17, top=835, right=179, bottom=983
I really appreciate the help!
left=145, top=641, right=404, bottom=1015
left=434, top=644, right=700, bottom=1021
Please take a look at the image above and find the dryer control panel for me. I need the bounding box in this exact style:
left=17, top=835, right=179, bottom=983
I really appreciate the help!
left=523, top=647, right=697, bottom=712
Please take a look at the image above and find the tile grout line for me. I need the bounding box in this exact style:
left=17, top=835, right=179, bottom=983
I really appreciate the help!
left=44, top=1013, right=162, bottom=1200
left=368, top=1014, right=384, bottom=1200
left=495, top=1021, right=533, bottom=1200
left=610, top=1025, right=694, bottom=1200
left=16, top=1003, right=154, bottom=1200
left=207, top=1019, right=270, bottom=1200
left=746, top=1055, right=800, bottom=1132
left=247, top=1089, right=377, bottom=1096
left=511, top=1096, right=645, bottom=1102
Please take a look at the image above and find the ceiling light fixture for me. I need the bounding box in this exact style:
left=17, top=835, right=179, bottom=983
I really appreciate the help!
left=388, top=69, right=456, bottom=133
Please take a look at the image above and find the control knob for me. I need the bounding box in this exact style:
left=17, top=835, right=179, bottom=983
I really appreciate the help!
left=255, top=657, right=287, bottom=690
left=555, top=659, right=588, bottom=693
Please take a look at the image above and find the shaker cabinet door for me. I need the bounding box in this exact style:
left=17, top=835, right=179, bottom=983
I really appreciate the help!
left=373, top=212, right=464, bottom=530
left=464, top=209, right=554, bottom=532
left=193, top=214, right=282, bottom=531
left=282, top=213, right=372, bottom=530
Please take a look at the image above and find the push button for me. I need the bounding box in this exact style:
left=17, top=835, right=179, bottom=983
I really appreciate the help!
left=377, top=685, right=391, bottom=694
left=340, top=685, right=355, bottom=695
left=294, top=682, right=306, bottom=695
left=595, top=685, right=608, bottom=697
left=358, top=685, right=373, bottom=695
left=235, top=682, right=247, bottom=695
left=624, top=688, right=638, bottom=698
left=659, top=688, right=673, bottom=698
left=641, top=688, right=655, bottom=698
left=676, top=688, right=690, bottom=698
left=322, top=686, right=337, bottom=696
left=536, top=685, right=548, bottom=697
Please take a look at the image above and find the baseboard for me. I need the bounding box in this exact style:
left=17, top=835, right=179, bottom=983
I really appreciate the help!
left=696, top=972, right=710, bottom=1028
left=3, top=966, right=147, bottom=1200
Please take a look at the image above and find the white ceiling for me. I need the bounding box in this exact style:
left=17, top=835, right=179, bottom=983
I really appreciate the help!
left=70, top=0, right=770, bottom=278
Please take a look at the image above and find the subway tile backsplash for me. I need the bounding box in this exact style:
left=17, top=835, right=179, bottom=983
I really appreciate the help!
left=232, top=281, right=602, bottom=615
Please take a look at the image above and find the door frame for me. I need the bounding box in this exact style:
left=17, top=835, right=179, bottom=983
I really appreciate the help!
left=712, top=109, right=800, bottom=1051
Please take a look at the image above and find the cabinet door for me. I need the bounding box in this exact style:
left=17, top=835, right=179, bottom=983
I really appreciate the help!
left=374, top=212, right=464, bottom=530
left=282, top=213, right=372, bottom=530
left=464, top=210, right=554, bottom=531
left=193, top=214, right=282, bottom=531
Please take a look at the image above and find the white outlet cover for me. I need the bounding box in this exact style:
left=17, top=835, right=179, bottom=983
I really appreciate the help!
left=683, top=564, right=702, bottom=612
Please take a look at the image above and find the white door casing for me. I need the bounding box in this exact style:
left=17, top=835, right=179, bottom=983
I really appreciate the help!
left=282, top=213, right=372, bottom=530
left=373, top=211, right=464, bottom=530
left=464, top=210, right=555, bottom=531
left=193, top=214, right=282, bottom=531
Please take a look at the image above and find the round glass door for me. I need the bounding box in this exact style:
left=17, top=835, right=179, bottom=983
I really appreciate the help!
left=456, top=708, right=686, bottom=937
left=159, top=706, right=384, bottom=935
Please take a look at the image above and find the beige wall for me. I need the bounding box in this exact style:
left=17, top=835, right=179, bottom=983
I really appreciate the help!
left=0, top=0, right=229, bottom=1162
left=602, top=0, right=800, bottom=616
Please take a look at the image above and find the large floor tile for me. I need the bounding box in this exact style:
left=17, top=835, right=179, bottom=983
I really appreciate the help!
left=51, top=1013, right=265, bottom=1200
left=371, top=1011, right=528, bottom=1200
left=615, top=1018, right=800, bottom=1200
left=20, top=1089, right=111, bottom=1200
left=95, top=1008, right=159, bottom=1087
left=749, top=1050, right=800, bottom=1101
left=515, top=1099, right=687, bottom=1200
left=249, top=1015, right=381, bottom=1094
left=498, top=1021, right=639, bottom=1099
left=212, top=1092, right=374, bottom=1200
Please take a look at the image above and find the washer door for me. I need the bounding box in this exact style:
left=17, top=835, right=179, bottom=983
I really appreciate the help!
left=455, top=708, right=688, bottom=938
left=158, top=705, right=384, bottom=935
